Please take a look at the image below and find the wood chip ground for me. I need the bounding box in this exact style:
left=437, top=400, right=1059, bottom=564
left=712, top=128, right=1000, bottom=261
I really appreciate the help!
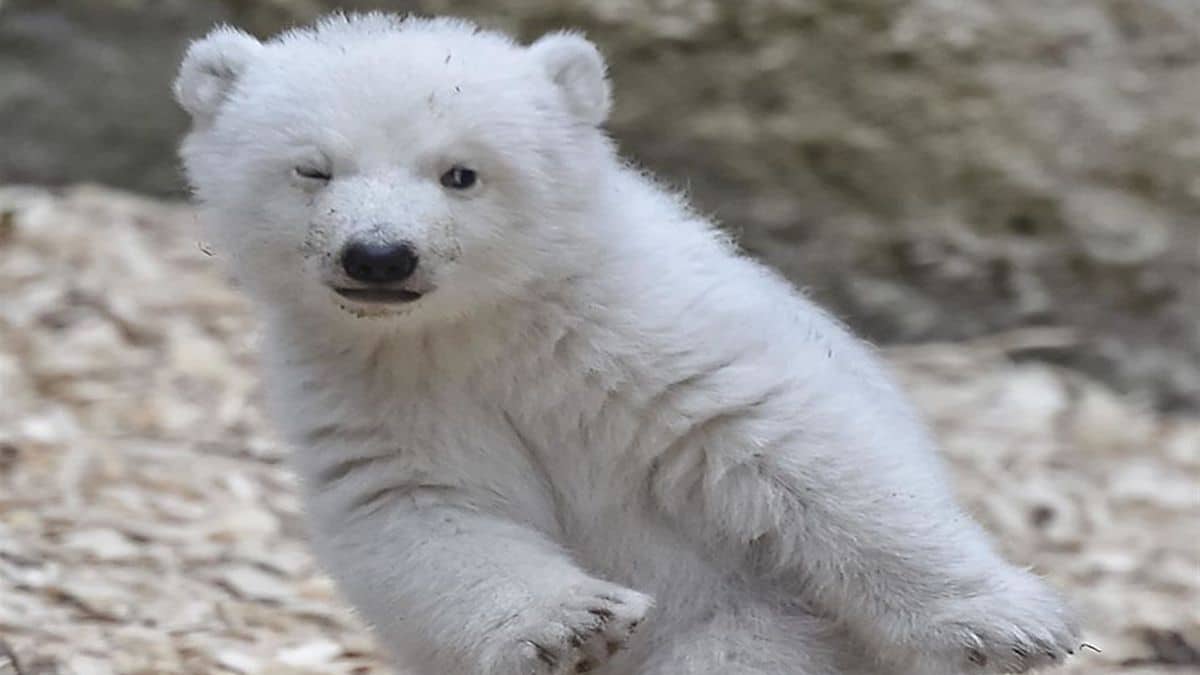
left=1, top=186, right=1196, bottom=674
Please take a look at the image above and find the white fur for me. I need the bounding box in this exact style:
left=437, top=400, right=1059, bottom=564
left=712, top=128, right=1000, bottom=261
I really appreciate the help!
left=176, top=13, right=1079, bottom=675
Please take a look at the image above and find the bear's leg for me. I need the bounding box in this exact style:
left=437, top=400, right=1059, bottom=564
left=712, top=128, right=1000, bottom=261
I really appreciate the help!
left=306, top=492, right=653, bottom=675
left=652, top=429, right=1078, bottom=673
left=635, top=605, right=867, bottom=675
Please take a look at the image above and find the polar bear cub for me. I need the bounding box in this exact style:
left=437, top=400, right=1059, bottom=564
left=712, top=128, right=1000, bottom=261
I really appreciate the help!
left=175, top=13, right=1079, bottom=675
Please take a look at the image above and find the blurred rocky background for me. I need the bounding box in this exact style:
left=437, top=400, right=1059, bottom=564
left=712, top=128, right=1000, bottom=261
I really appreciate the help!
left=1, top=0, right=1198, bottom=409
left=1, top=2, right=1199, bottom=674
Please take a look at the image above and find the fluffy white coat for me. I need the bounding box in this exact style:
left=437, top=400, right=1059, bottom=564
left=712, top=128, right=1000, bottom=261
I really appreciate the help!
left=175, top=13, right=1079, bottom=675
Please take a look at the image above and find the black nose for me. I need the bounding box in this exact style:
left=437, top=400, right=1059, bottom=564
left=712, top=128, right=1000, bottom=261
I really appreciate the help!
left=341, top=240, right=419, bottom=284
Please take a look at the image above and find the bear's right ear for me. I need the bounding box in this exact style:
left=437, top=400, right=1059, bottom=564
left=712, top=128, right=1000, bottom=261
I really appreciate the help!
left=529, top=31, right=611, bottom=126
left=174, top=26, right=263, bottom=125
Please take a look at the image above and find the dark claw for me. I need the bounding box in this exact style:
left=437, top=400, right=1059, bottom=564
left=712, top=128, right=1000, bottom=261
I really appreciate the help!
left=967, top=648, right=988, bottom=666
left=588, top=607, right=614, bottom=621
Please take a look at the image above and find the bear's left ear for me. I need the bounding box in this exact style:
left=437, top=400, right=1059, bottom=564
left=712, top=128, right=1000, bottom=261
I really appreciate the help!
left=174, top=26, right=263, bottom=126
left=529, top=31, right=611, bottom=126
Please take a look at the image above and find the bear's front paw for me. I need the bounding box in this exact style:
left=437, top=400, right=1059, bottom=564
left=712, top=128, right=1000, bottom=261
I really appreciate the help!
left=495, top=579, right=652, bottom=674
left=899, top=570, right=1080, bottom=674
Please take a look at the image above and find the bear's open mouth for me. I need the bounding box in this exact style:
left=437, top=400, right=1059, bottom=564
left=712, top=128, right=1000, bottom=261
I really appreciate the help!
left=334, top=287, right=424, bottom=304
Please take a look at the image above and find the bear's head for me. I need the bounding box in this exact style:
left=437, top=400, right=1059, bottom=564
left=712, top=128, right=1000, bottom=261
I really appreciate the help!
left=175, top=14, right=613, bottom=324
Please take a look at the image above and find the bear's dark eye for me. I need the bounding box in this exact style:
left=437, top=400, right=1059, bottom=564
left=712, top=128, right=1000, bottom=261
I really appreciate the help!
left=295, top=165, right=332, bottom=181
left=440, top=166, right=477, bottom=190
